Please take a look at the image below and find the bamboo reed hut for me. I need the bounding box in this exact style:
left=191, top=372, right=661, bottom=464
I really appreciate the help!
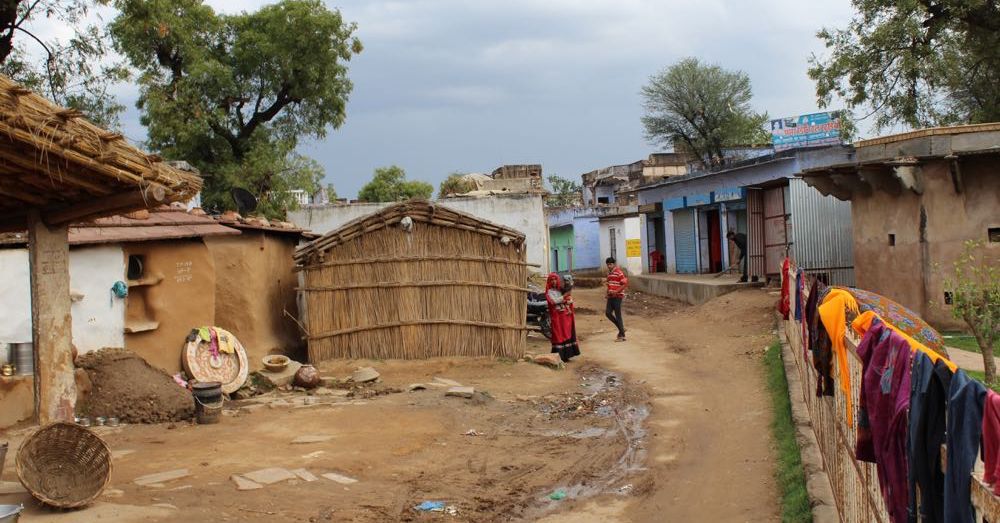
left=294, top=200, right=528, bottom=360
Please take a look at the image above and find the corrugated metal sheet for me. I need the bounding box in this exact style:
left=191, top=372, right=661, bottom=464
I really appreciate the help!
left=672, top=209, right=697, bottom=273
left=788, top=178, right=855, bottom=286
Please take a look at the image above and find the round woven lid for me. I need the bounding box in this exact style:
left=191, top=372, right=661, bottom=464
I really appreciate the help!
left=182, top=327, right=249, bottom=394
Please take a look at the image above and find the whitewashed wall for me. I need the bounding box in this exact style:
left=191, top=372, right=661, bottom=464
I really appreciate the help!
left=70, top=246, right=126, bottom=353
left=599, top=217, right=643, bottom=275
left=0, top=246, right=126, bottom=352
left=291, top=194, right=549, bottom=273
left=0, top=249, right=31, bottom=343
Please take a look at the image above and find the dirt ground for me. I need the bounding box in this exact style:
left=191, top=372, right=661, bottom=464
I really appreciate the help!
left=0, top=287, right=780, bottom=522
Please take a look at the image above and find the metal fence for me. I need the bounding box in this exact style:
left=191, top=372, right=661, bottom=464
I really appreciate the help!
left=783, top=266, right=999, bottom=522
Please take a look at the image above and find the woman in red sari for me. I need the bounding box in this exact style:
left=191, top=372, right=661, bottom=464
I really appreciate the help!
left=545, top=272, right=580, bottom=362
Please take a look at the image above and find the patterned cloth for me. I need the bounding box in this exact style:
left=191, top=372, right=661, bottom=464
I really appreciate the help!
left=835, top=287, right=946, bottom=355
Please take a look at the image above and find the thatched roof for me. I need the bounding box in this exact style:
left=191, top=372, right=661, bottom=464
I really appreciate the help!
left=294, top=199, right=526, bottom=265
left=0, top=75, right=202, bottom=232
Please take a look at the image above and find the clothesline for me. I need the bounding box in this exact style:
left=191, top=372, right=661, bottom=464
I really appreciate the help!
left=782, top=258, right=996, bottom=523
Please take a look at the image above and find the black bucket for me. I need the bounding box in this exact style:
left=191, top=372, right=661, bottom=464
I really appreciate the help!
left=192, top=381, right=223, bottom=424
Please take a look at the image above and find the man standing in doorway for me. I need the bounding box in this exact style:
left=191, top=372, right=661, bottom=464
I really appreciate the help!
left=604, top=257, right=628, bottom=342
left=727, top=230, right=748, bottom=283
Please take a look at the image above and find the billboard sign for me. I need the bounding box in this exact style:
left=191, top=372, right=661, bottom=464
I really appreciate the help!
left=769, top=111, right=842, bottom=151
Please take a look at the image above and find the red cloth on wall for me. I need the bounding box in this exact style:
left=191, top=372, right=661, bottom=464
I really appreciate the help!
left=983, top=390, right=1000, bottom=495
left=778, top=257, right=791, bottom=320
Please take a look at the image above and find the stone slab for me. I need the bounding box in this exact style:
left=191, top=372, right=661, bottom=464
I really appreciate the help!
left=258, top=361, right=303, bottom=387
left=322, top=472, right=358, bottom=485
left=231, top=474, right=263, bottom=491
left=242, top=467, right=296, bottom=485
left=292, top=435, right=333, bottom=444
left=134, top=469, right=190, bottom=486
left=434, top=377, right=463, bottom=387
left=445, top=386, right=475, bottom=399
left=291, top=468, right=318, bottom=482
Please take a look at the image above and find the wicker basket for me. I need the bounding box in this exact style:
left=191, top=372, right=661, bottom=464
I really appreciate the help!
left=16, top=422, right=112, bottom=508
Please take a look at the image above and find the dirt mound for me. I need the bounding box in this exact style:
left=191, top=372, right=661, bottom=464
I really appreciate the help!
left=76, top=349, right=194, bottom=423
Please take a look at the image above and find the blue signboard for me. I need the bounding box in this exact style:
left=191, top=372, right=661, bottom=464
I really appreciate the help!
left=664, top=197, right=686, bottom=211
left=713, top=187, right=744, bottom=203
left=769, top=111, right=842, bottom=151
left=686, top=193, right=711, bottom=207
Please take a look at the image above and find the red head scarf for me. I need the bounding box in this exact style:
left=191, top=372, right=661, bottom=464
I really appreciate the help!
left=545, top=272, right=562, bottom=293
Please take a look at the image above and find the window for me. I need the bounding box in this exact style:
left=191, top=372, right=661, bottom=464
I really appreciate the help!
left=567, top=247, right=573, bottom=271
left=989, top=227, right=1000, bottom=243
left=888, top=234, right=896, bottom=246
left=552, top=249, right=560, bottom=272
left=944, top=291, right=954, bottom=305
left=127, top=255, right=144, bottom=280
left=597, top=197, right=610, bottom=204
left=609, top=228, right=617, bottom=259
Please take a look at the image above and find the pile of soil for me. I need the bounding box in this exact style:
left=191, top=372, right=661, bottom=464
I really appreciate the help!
left=76, top=349, right=194, bottom=423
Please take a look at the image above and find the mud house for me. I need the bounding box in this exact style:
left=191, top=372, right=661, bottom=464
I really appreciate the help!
left=801, top=123, right=1000, bottom=330
left=291, top=192, right=549, bottom=273
left=294, top=200, right=528, bottom=361
left=633, top=145, right=856, bottom=284
left=0, top=75, right=201, bottom=424
left=0, top=207, right=237, bottom=375
left=205, top=217, right=315, bottom=365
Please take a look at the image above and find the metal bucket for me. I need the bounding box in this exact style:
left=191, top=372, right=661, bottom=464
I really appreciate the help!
left=0, top=504, right=22, bottom=523
left=192, top=381, right=223, bottom=425
left=12, top=344, right=31, bottom=376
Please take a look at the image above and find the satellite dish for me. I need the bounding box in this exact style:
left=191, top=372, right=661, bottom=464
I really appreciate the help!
left=231, top=187, right=258, bottom=215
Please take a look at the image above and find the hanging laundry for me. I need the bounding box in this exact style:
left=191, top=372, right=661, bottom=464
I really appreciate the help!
left=818, top=288, right=860, bottom=423
left=907, top=352, right=953, bottom=523
left=854, top=320, right=912, bottom=523
left=838, top=286, right=947, bottom=356
left=852, top=311, right=956, bottom=373
left=216, top=328, right=236, bottom=354
left=794, top=269, right=804, bottom=321
left=208, top=327, right=220, bottom=359
left=805, top=279, right=833, bottom=396
left=198, top=327, right=211, bottom=342
left=983, top=390, right=1000, bottom=496
left=944, top=370, right=987, bottom=523
left=778, top=257, right=791, bottom=320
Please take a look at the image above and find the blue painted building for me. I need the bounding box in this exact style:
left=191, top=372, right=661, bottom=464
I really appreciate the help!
left=546, top=207, right=604, bottom=271
left=635, top=146, right=856, bottom=285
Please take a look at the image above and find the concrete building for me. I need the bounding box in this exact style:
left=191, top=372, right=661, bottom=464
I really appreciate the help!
left=290, top=193, right=549, bottom=273
left=634, top=146, right=856, bottom=285
left=598, top=206, right=643, bottom=275
left=801, top=123, right=1000, bottom=330
left=546, top=207, right=614, bottom=272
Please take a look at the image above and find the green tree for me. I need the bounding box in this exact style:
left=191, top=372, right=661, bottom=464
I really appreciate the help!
left=0, top=0, right=127, bottom=127
left=641, top=57, right=768, bottom=167
left=358, top=166, right=433, bottom=202
left=545, top=175, right=580, bottom=207
left=809, top=0, right=1000, bottom=131
left=438, top=172, right=474, bottom=198
left=945, top=241, right=1000, bottom=384
left=110, top=0, right=362, bottom=218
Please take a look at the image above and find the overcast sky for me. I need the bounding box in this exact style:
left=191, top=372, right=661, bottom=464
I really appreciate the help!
left=107, top=0, right=857, bottom=198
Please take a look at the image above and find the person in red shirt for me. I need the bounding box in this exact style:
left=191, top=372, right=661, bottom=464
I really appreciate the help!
left=604, top=257, right=628, bottom=341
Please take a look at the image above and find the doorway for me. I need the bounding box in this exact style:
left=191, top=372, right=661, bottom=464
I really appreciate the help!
left=705, top=209, right=723, bottom=273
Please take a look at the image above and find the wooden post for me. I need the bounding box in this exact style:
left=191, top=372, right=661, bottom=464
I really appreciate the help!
left=27, top=209, right=76, bottom=423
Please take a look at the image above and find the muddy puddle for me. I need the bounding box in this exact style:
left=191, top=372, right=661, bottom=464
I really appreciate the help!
left=517, top=365, right=650, bottom=520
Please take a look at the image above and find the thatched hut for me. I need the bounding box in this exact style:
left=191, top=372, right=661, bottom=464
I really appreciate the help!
left=294, top=200, right=528, bottom=360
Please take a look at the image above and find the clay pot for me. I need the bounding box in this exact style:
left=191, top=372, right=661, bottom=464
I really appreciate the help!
left=294, top=365, right=320, bottom=389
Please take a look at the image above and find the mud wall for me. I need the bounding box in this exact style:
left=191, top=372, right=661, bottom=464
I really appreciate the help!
left=205, top=232, right=304, bottom=369
left=123, top=239, right=216, bottom=373
left=0, top=376, right=33, bottom=427
left=851, top=157, right=1000, bottom=330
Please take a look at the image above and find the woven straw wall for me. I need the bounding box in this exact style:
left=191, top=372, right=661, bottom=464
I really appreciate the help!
left=301, top=216, right=527, bottom=360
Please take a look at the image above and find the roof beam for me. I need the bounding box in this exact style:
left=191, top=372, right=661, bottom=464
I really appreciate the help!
left=45, top=184, right=166, bottom=226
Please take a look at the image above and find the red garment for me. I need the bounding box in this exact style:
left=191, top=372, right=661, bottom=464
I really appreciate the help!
left=606, top=267, right=628, bottom=298
left=545, top=272, right=579, bottom=362
left=778, top=258, right=791, bottom=319
left=984, top=390, right=1000, bottom=495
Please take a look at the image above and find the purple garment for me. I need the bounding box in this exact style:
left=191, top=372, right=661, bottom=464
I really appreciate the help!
left=855, top=320, right=912, bottom=523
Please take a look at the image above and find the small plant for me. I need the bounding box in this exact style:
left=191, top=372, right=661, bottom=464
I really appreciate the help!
left=945, top=241, right=1000, bottom=384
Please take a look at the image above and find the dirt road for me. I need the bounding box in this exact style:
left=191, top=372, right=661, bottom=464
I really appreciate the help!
left=0, top=287, right=780, bottom=522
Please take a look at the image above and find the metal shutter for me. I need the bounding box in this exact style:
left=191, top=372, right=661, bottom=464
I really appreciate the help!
left=673, top=209, right=697, bottom=274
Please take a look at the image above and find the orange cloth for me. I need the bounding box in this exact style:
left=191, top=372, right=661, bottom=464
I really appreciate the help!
left=818, top=289, right=860, bottom=424
left=851, top=311, right=957, bottom=373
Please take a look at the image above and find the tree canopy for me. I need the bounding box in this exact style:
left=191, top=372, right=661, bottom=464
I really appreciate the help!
left=641, top=57, right=768, bottom=167
left=0, top=0, right=127, bottom=127
left=438, top=172, right=474, bottom=198
left=110, top=0, right=362, bottom=217
left=358, top=166, right=433, bottom=202
left=545, top=175, right=581, bottom=207
left=809, top=0, right=1000, bottom=131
